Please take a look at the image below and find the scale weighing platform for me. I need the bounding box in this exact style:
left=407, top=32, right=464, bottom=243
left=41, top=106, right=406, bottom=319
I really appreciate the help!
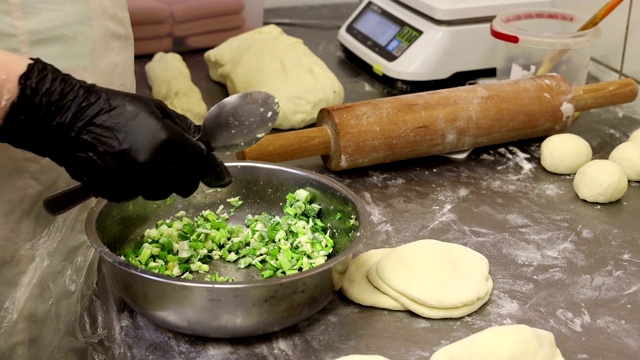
left=338, top=0, right=551, bottom=91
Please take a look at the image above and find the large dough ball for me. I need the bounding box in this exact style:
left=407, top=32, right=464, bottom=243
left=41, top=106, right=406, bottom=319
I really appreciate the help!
left=629, top=128, right=640, bottom=143
left=573, top=160, right=628, bottom=203
left=204, top=25, right=344, bottom=130
left=430, top=324, right=564, bottom=360
left=609, top=141, right=640, bottom=181
left=540, top=133, right=592, bottom=174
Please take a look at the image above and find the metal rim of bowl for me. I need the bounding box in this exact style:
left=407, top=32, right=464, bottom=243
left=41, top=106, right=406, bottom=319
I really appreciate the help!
left=85, top=160, right=370, bottom=289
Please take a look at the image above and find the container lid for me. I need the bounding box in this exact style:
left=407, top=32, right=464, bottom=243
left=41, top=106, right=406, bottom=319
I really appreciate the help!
left=398, top=0, right=552, bottom=21
left=490, top=8, right=594, bottom=48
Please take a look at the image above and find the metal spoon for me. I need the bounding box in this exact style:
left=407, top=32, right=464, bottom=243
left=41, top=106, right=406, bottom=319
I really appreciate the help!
left=198, top=90, right=279, bottom=153
left=43, top=91, right=279, bottom=216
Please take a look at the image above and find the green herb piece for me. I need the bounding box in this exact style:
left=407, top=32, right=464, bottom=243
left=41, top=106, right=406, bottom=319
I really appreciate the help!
left=122, top=188, right=345, bottom=281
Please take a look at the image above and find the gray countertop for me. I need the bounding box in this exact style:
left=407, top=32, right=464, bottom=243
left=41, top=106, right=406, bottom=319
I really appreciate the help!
left=114, top=3, right=640, bottom=359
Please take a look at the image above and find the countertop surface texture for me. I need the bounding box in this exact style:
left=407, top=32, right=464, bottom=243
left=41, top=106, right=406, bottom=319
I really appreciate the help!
left=113, top=3, right=640, bottom=359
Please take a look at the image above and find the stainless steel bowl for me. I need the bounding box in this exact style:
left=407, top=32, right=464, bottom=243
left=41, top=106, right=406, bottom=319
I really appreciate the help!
left=85, top=161, right=369, bottom=338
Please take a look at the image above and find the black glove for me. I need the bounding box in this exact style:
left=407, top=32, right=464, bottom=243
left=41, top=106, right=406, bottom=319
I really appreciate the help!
left=0, top=58, right=232, bottom=202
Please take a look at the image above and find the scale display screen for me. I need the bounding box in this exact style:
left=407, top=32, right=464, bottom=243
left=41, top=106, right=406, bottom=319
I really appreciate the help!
left=346, top=1, right=422, bottom=62
left=352, top=9, right=401, bottom=47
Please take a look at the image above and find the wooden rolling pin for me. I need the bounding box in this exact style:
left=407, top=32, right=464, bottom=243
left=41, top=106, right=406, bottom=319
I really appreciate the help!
left=237, top=74, right=638, bottom=171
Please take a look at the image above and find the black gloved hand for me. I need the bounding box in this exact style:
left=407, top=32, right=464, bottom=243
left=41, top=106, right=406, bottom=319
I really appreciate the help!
left=0, top=58, right=232, bottom=202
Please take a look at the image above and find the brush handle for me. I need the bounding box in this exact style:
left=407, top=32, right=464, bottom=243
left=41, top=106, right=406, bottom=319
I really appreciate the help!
left=537, top=0, right=623, bottom=75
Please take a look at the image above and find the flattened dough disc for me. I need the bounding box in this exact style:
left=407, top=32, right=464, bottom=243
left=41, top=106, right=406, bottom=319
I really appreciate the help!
left=430, top=324, right=565, bottom=360
left=367, top=262, right=492, bottom=319
left=341, top=248, right=407, bottom=311
left=375, top=239, right=492, bottom=309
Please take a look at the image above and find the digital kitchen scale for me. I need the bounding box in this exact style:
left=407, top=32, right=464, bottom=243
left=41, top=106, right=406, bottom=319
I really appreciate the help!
left=337, top=0, right=552, bottom=90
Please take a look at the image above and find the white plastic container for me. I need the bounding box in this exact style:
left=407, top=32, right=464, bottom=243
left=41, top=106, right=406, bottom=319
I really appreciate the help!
left=490, top=8, right=596, bottom=86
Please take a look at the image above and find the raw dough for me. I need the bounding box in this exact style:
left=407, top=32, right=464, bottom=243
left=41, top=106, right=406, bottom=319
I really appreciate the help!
left=334, top=356, right=390, bottom=360
left=573, top=160, right=628, bottom=203
left=340, top=248, right=407, bottom=311
left=629, top=128, right=640, bottom=143
left=375, top=240, right=491, bottom=308
left=609, top=141, right=640, bottom=181
left=540, top=133, right=592, bottom=174
left=145, top=52, right=207, bottom=124
left=367, top=239, right=492, bottom=319
left=367, top=262, right=492, bottom=319
left=430, top=324, right=564, bottom=360
left=204, top=25, right=344, bottom=130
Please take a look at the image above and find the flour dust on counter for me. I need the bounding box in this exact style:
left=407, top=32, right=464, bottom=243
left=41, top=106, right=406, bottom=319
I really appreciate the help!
left=468, top=146, right=638, bottom=348
left=333, top=134, right=639, bottom=356
left=479, top=145, right=537, bottom=180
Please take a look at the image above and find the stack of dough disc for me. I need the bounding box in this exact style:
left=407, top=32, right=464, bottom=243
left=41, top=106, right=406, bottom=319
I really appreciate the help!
left=341, top=239, right=493, bottom=319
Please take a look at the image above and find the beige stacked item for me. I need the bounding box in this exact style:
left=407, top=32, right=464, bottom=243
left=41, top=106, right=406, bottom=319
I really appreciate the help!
left=341, top=239, right=493, bottom=319
left=128, top=0, right=173, bottom=56
left=160, top=0, right=251, bottom=52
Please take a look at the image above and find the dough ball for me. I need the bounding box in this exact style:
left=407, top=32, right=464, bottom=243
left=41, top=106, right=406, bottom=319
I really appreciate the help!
left=204, top=25, right=344, bottom=130
left=573, top=160, right=628, bottom=203
left=629, top=128, right=640, bottom=143
left=540, top=133, right=592, bottom=174
left=145, top=52, right=207, bottom=124
left=430, top=324, right=564, bottom=360
left=341, top=248, right=407, bottom=311
left=334, top=355, right=390, bottom=360
left=609, top=141, right=640, bottom=181
left=367, top=239, right=492, bottom=319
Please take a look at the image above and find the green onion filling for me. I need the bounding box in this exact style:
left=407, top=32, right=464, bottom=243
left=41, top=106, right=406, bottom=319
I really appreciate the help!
left=121, top=189, right=353, bottom=282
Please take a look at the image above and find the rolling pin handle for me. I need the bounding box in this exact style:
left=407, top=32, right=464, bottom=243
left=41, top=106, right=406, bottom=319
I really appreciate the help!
left=236, top=126, right=332, bottom=163
left=572, top=78, right=638, bottom=112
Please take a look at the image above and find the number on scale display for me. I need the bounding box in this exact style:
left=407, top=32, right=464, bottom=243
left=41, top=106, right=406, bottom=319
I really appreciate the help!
left=396, top=27, right=420, bottom=46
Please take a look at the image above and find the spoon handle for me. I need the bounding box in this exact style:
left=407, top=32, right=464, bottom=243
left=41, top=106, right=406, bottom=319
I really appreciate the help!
left=43, top=183, right=93, bottom=216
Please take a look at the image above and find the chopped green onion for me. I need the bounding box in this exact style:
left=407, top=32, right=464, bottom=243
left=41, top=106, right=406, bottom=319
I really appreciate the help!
left=122, top=190, right=350, bottom=281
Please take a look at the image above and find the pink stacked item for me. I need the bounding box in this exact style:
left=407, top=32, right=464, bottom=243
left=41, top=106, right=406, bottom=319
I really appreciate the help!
left=162, top=0, right=251, bottom=52
left=128, top=0, right=173, bottom=56
left=128, top=0, right=252, bottom=56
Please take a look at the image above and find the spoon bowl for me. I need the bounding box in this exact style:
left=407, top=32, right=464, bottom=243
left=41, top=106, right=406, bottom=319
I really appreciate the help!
left=199, top=91, right=279, bottom=153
